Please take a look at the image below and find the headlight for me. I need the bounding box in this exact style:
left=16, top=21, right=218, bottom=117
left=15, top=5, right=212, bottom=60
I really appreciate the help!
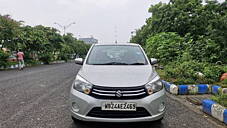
left=73, top=75, right=92, bottom=95
left=145, top=80, right=163, bottom=95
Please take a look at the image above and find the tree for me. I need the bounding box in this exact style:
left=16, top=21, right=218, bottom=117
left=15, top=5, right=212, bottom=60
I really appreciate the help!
left=146, top=32, right=184, bottom=64
left=0, top=14, right=91, bottom=64
left=0, top=15, right=21, bottom=50
left=131, top=0, right=227, bottom=63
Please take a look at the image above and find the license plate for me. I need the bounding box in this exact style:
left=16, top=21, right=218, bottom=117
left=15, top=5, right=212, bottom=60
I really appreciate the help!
left=101, top=102, right=136, bottom=111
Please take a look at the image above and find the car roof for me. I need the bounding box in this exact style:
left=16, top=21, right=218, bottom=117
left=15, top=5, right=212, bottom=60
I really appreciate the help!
left=93, top=43, right=140, bottom=46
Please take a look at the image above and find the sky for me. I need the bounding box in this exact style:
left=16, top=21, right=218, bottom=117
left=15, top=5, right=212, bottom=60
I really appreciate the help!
left=0, top=0, right=170, bottom=43
left=0, top=0, right=224, bottom=43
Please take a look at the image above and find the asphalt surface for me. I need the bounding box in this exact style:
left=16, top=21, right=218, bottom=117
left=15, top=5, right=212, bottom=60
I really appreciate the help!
left=0, top=63, right=221, bottom=128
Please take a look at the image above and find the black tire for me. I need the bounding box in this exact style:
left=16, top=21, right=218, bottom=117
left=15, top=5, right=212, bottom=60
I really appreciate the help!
left=154, top=117, right=163, bottom=123
left=71, top=116, right=81, bottom=123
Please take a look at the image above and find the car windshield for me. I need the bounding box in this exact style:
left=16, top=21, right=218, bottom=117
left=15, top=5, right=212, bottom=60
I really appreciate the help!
left=86, top=45, right=148, bottom=65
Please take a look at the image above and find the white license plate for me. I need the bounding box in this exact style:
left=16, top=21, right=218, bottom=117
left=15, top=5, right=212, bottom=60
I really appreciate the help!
left=101, top=102, right=136, bottom=111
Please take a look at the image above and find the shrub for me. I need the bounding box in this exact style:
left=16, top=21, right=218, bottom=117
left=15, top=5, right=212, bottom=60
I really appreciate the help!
left=221, top=79, right=227, bottom=88
left=39, top=53, right=53, bottom=64
left=164, top=60, right=224, bottom=84
left=223, top=66, right=227, bottom=73
left=59, top=53, right=69, bottom=62
left=203, top=66, right=223, bottom=82
left=211, top=94, right=227, bottom=107
left=145, top=32, right=184, bottom=64
left=186, top=36, right=221, bottom=63
left=24, top=52, right=35, bottom=63
left=0, top=50, right=10, bottom=68
left=25, top=60, right=41, bottom=66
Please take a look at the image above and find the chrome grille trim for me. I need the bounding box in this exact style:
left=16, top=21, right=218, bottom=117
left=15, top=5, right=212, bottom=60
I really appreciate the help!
left=92, top=92, right=115, bottom=96
left=90, top=85, right=148, bottom=99
left=93, top=89, right=115, bottom=93
left=123, top=92, right=146, bottom=96
left=122, top=89, right=145, bottom=93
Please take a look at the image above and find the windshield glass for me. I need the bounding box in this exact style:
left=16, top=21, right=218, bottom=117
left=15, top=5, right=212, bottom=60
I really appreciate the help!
left=86, top=45, right=148, bottom=65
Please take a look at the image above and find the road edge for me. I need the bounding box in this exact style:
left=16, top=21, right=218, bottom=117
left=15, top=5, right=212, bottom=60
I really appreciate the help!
left=166, top=93, right=226, bottom=128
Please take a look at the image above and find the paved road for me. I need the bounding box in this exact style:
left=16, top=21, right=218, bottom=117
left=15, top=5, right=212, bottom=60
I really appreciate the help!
left=0, top=63, right=221, bottom=128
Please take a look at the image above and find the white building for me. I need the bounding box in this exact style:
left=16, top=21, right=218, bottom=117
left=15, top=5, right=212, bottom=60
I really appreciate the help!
left=79, top=37, right=98, bottom=44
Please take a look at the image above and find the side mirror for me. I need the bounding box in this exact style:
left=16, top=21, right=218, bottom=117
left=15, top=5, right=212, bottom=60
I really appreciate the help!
left=150, top=58, right=158, bottom=65
left=75, top=58, right=84, bottom=65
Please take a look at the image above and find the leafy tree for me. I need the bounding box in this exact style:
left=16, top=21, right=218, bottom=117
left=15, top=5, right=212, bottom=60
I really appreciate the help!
left=0, top=15, right=21, bottom=50
left=185, top=35, right=221, bottom=63
left=146, top=32, right=184, bottom=64
left=0, top=49, right=10, bottom=67
left=0, top=14, right=91, bottom=65
left=131, top=0, right=227, bottom=64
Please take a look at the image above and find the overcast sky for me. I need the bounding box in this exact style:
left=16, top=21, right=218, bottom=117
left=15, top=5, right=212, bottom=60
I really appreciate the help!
left=0, top=0, right=171, bottom=43
left=0, top=0, right=224, bottom=43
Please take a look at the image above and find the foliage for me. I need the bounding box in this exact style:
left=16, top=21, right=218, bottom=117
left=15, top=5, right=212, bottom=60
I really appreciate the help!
left=25, top=60, right=41, bottom=66
left=223, top=66, right=227, bottom=73
left=145, top=32, right=184, bottom=64
left=131, top=0, right=227, bottom=64
left=39, top=53, right=53, bottom=64
left=221, top=79, right=227, bottom=88
left=130, top=0, right=227, bottom=84
left=0, top=15, right=91, bottom=65
left=164, top=61, right=224, bottom=84
left=0, top=15, right=21, bottom=50
left=0, top=50, right=10, bottom=67
left=211, top=94, right=227, bottom=107
left=185, top=35, right=221, bottom=63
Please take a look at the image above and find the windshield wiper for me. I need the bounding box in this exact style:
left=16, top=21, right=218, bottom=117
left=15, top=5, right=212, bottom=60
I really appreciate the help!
left=91, top=62, right=146, bottom=65
left=129, top=63, right=146, bottom=65
left=93, top=62, right=129, bottom=65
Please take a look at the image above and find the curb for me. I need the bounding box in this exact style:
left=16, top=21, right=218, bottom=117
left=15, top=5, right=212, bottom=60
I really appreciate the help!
left=162, top=80, right=227, bottom=125
left=166, top=93, right=224, bottom=127
left=50, top=60, right=65, bottom=64
left=0, top=63, right=44, bottom=70
left=0, top=60, right=69, bottom=70
left=162, top=80, right=226, bottom=95
left=202, top=99, right=227, bottom=125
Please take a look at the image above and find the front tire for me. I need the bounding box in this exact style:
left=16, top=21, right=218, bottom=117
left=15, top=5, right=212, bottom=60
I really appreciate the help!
left=71, top=116, right=81, bottom=123
left=154, top=117, right=163, bottom=123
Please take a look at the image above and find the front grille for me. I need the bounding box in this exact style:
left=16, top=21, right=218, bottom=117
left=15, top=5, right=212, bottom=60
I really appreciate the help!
left=87, top=107, right=151, bottom=118
left=90, top=85, right=148, bottom=100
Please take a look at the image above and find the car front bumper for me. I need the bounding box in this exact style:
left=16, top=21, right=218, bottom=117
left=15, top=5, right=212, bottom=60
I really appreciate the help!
left=70, top=88, right=166, bottom=122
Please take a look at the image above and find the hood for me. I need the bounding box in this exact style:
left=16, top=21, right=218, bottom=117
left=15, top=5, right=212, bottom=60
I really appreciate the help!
left=78, top=65, right=157, bottom=87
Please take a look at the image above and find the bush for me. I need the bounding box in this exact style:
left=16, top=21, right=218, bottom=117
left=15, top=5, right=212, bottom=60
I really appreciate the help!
left=221, top=79, right=227, bottom=88
left=203, top=66, right=223, bottom=82
left=0, top=50, right=10, bottom=68
left=59, top=53, right=69, bottom=62
left=186, top=36, right=221, bottom=63
left=39, top=53, right=53, bottom=64
left=211, top=94, right=227, bottom=107
left=164, top=60, right=224, bottom=84
left=25, top=60, right=41, bottom=66
left=145, top=32, right=184, bottom=64
left=223, top=66, right=227, bottom=73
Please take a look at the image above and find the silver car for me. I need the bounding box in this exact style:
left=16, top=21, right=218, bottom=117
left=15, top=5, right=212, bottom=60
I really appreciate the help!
left=70, top=43, right=166, bottom=123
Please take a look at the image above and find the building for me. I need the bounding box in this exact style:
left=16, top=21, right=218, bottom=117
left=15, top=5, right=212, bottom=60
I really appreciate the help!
left=79, top=37, right=98, bottom=44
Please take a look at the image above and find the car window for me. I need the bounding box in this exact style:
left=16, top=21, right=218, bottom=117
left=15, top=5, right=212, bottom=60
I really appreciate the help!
left=86, top=45, right=148, bottom=65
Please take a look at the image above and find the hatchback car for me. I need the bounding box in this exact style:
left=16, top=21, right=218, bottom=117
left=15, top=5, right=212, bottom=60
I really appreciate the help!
left=70, top=43, right=166, bottom=122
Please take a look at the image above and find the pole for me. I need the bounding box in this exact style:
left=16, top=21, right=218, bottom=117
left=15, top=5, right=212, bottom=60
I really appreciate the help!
left=54, top=22, right=76, bottom=35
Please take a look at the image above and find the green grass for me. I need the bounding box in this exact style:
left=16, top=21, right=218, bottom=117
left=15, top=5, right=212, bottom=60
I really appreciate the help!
left=157, top=66, right=227, bottom=108
left=211, top=94, right=227, bottom=108
left=157, top=69, right=165, bottom=79
left=223, top=66, right=227, bottom=73
left=212, top=79, right=227, bottom=88
left=157, top=69, right=202, bottom=85
left=157, top=67, right=227, bottom=86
